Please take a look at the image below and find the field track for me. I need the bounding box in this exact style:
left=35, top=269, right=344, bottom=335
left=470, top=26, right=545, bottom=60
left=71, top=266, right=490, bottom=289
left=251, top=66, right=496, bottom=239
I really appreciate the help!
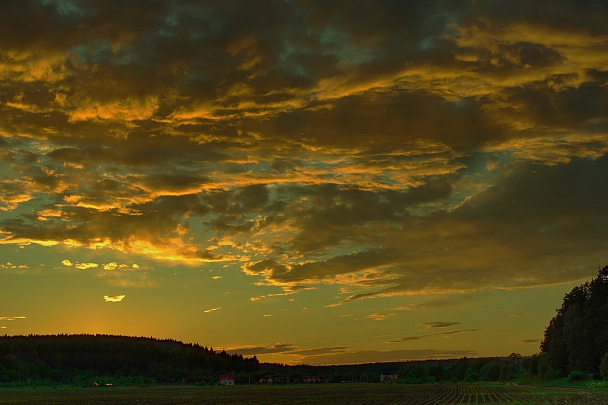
left=2, top=382, right=608, bottom=404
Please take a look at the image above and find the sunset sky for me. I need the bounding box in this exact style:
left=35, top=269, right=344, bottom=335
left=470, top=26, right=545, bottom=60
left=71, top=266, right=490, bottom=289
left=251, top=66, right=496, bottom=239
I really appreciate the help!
left=1, top=0, right=608, bottom=365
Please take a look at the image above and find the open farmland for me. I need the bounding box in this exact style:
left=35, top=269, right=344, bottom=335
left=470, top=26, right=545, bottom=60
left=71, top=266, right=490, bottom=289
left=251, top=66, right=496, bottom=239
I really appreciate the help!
left=2, top=383, right=608, bottom=404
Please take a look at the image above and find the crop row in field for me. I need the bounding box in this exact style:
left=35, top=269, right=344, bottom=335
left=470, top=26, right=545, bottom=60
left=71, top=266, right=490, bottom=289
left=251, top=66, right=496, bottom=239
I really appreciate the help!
left=2, top=383, right=608, bottom=404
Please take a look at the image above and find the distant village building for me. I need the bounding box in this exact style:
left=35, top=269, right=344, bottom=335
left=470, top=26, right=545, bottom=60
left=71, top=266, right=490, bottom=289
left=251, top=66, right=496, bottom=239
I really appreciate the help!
left=380, top=372, right=398, bottom=383
left=219, top=374, right=236, bottom=386
left=259, top=375, right=282, bottom=384
left=304, top=376, right=322, bottom=383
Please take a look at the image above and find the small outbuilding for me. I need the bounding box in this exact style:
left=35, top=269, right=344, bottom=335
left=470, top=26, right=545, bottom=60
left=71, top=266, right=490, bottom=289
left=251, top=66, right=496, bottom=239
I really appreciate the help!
left=219, top=374, right=236, bottom=386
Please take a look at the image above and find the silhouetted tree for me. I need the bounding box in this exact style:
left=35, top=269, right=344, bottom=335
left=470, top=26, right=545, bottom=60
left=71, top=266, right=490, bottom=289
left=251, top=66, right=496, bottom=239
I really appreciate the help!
left=600, top=353, right=608, bottom=380
left=541, top=265, right=608, bottom=375
left=480, top=361, right=503, bottom=381
left=429, top=362, right=446, bottom=382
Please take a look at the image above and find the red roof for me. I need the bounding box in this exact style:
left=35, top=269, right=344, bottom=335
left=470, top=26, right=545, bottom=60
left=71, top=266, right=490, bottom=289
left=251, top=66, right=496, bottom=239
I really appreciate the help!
left=220, top=374, right=236, bottom=380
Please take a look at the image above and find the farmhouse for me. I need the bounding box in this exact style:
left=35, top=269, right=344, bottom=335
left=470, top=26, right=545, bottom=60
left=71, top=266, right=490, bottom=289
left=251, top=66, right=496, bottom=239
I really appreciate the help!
left=380, top=372, right=398, bottom=383
left=219, top=374, right=236, bottom=385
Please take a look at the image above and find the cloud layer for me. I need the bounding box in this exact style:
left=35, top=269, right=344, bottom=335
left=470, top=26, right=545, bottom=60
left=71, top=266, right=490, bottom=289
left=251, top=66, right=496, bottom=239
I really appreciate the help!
left=1, top=0, right=607, bottom=309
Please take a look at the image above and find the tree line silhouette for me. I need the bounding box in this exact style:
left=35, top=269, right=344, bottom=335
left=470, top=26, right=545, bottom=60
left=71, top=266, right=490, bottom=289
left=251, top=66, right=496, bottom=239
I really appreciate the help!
left=0, top=334, right=569, bottom=387
left=259, top=353, right=529, bottom=384
left=0, top=334, right=259, bottom=386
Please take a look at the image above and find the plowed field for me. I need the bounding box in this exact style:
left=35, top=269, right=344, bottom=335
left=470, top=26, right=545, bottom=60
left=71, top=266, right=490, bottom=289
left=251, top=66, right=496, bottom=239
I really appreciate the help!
left=2, top=382, right=608, bottom=404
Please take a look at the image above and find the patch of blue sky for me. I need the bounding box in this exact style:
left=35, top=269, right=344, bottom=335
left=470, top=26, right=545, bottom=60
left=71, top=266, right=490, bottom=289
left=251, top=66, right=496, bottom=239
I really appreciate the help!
left=70, top=43, right=137, bottom=66
left=277, top=39, right=314, bottom=79
left=162, top=10, right=179, bottom=28
left=10, top=136, right=49, bottom=156
left=292, top=243, right=377, bottom=268
left=366, top=174, right=400, bottom=190
left=465, top=151, right=514, bottom=177
left=443, top=151, right=514, bottom=211
left=0, top=242, right=86, bottom=274
left=319, top=27, right=374, bottom=67
left=70, top=44, right=111, bottom=64
left=418, top=37, right=435, bottom=51
left=0, top=158, right=15, bottom=179
left=0, top=245, right=34, bottom=272
left=2, top=191, right=46, bottom=218
left=41, top=0, right=82, bottom=17
left=278, top=40, right=297, bottom=64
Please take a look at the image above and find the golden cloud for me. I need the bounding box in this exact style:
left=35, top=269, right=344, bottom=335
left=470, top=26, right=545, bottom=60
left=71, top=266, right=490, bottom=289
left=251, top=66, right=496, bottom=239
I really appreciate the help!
left=0, top=316, right=26, bottom=321
left=0, top=262, right=29, bottom=271
left=103, top=295, right=126, bottom=302
left=366, top=313, right=396, bottom=321
left=74, top=262, right=98, bottom=270
left=0, top=50, right=70, bottom=83
left=67, top=96, right=159, bottom=123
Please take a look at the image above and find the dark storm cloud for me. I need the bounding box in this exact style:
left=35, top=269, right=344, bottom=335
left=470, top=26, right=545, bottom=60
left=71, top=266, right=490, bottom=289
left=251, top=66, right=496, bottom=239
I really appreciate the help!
left=394, top=295, right=479, bottom=311
left=492, top=77, right=608, bottom=135
left=245, top=91, right=503, bottom=150
left=456, top=156, right=608, bottom=223
left=299, top=348, right=478, bottom=365
left=291, top=346, right=350, bottom=356
left=277, top=181, right=454, bottom=255
left=226, top=343, right=477, bottom=365
left=136, top=173, right=212, bottom=195
left=229, top=344, right=351, bottom=357
left=228, top=343, right=297, bottom=356
left=245, top=249, right=396, bottom=285
left=387, top=329, right=480, bottom=344
left=424, top=322, right=461, bottom=329
left=242, top=154, right=608, bottom=299
left=1, top=0, right=605, bottom=158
